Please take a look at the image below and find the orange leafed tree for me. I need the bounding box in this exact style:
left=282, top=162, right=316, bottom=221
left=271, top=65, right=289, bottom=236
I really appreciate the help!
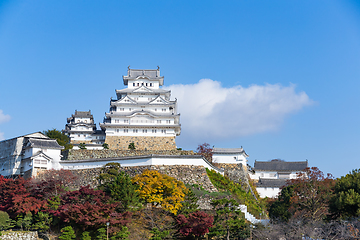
left=132, top=170, right=187, bottom=215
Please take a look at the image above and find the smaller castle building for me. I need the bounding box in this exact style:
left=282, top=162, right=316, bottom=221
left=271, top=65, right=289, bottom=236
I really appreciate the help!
left=249, top=159, right=308, bottom=198
left=64, top=110, right=105, bottom=149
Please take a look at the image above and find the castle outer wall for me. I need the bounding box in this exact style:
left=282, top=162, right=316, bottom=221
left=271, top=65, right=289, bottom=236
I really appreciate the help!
left=105, top=136, right=176, bottom=150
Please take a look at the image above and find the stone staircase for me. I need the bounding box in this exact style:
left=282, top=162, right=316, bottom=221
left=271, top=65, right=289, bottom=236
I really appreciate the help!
left=238, top=205, right=269, bottom=225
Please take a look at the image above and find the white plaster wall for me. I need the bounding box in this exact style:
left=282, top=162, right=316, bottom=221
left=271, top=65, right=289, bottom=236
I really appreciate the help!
left=212, top=153, right=247, bottom=166
left=74, top=117, right=91, bottom=123
left=106, top=127, right=175, bottom=137
left=61, top=156, right=222, bottom=173
left=256, top=187, right=280, bottom=198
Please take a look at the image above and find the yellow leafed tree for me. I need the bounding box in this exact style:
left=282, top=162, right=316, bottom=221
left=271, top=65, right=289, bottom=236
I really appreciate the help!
left=132, top=169, right=187, bottom=214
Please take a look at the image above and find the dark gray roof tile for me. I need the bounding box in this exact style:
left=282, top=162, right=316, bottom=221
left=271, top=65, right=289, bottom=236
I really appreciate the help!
left=254, top=159, right=308, bottom=171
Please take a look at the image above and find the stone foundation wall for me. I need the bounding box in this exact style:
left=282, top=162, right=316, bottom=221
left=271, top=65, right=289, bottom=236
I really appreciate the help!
left=212, top=163, right=250, bottom=190
left=67, top=165, right=217, bottom=192
left=63, top=149, right=196, bottom=160
left=0, top=231, right=38, bottom=240
left=105, top=136, right=176, bottom=150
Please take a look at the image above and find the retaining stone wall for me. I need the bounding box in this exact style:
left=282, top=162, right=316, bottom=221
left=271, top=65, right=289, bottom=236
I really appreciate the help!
left=67, top=165, right=217, bottom=192
left=0, top=231, right=38, bottom=240
left=105, top=136, right=176, bottom=150
left=63, top=149, right=196, bottom=160
left=212, top=163, right=251, bottom=190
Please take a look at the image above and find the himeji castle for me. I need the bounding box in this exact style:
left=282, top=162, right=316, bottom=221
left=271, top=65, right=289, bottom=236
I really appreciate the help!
left=64, top=67, right=181, bottom=150
left=100, top=67, right=181, bottom=150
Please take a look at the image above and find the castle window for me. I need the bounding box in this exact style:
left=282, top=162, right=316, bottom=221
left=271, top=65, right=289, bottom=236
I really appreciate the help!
left=85, top=120, right=87, bottom=123
left=115, top=119, right=119, bottom=123
left=116, top=129, right=120, bottom=132
left=161, top=130, right=166, bottom=133
left=124, top=129, right=128, bottom=133
left=152, top=129, right=157, bottom=133
left=143, top=129, right=147, bottom=133
left=155, top=109, right=157, bottom=111
left=157, top=120, right=161, bottom=124
left=119, top=108, right=124, bottom=111
left=78, top=134, right=80, bottom=137
left=137, top=83, right=139, bottom=86
left=133, top=129, right=138, bottom=133
left=124, top=120, right=129, bottom=123
left=150, top=83, right=153, bottom=87
left=162, top=108, right=166, bottom=112
left=166, top=120, right=170, bottom=124
left=133, top=83, right=135, bottom=86
left=146, top=83, right=148, bottom=86
left=129, top=108, right=132, bottom=111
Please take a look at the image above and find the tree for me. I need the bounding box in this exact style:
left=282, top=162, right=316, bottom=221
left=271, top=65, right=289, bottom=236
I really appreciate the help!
left=269, top=185, right=293, bottom=222
left=209, top=198, right=249, bottom=240
left=59, top=226, right=76, bottom=240
left=102, top=143, right=109, bottom=149
left=101, top=171, right=141, bottom=211
left=178, top=187, right=199, bottom=217
left=269, top=167, right=335, bottom=222
left=196, top=143, right=212, bottom=162
left=79, top=142, right=87, bottom=149
left=176, top=211, right=214, bottom=239
left=32, top=169, right=78, bottom=199
left=128, top=142, right=136, bottom=150
left=52, top=186, right=131, bottom=235
left=0, top=176, right=46, bottom=219
left=329, top=169, right=360, bottom=219
left=81, top=231, right=91, bottom=240
left=98, top=163, right=121, bottom=185
left=132, top=170, right=187, bottom=214
left=44, top=129, right=73, bottom=150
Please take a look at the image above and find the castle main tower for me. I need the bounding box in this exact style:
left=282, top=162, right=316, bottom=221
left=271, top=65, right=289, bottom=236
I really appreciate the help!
left=100, top=67, right=181, bottom=150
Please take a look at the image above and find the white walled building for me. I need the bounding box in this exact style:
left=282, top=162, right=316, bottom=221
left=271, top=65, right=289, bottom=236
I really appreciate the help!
left=64, top=110, right=106, bottom=149
left=100, top=67, right=181, bottom=150
left=0, top=132, right=64, bottom=178
left=249, top=159, right=308, bottom=198
left=212, top=148, right=248, bottom=167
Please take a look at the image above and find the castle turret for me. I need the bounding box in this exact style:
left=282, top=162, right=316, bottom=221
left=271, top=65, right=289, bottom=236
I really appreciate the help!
left=100, top=67, right=181, bottom=150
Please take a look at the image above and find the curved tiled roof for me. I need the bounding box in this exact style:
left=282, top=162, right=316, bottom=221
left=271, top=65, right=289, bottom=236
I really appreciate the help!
left=254, top=159, right=308, bottom=171
left=26, top=138, right=64, bottom=150
left=255, top=179, right=288, bottom=188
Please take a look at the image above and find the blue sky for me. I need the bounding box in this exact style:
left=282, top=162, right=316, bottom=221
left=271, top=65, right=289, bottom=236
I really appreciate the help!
left=0, top=0, right=359, bottom=178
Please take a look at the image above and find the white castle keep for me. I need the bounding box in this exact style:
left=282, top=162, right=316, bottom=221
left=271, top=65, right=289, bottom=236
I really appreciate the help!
left=65, top=67, right=181, bottom=150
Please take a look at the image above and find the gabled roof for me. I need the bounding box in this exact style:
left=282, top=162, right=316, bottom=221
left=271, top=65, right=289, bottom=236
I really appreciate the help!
left=115, top=95, right=137, bottom=104
left=148, top=95, right=171, bottom=105
left=31, top=150, right=53, bottom=161
left=116, top=87, right=170, bottom=94
left=254, top=159, right=308, bottom=171
left=212, top=147, right=248, bottom=157
left=25, top=138, right=64, bottom=150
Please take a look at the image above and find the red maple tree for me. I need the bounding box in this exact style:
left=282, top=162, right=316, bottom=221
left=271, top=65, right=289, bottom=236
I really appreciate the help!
left=176, top=211, right=214, bottom=237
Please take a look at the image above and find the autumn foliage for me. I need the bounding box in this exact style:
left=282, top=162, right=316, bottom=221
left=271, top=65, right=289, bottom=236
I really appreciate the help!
left=52, top=186, right=131, bottom=234
left=0, top=176, right=46, bottom=219
left=132, top=169, right=187, bottom=214
left=176, top=211, right=214, bottom=237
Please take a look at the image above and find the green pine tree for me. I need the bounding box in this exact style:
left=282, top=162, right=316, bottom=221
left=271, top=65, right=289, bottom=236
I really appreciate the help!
left=59, top=226, right=76, bottom=240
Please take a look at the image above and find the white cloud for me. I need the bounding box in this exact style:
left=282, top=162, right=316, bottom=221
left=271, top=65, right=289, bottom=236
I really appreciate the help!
left=0, top=110, right=11, bottom=124
left=165, top=79, right=314, bottom=141
left=0, top=110, right=11, bottom=140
